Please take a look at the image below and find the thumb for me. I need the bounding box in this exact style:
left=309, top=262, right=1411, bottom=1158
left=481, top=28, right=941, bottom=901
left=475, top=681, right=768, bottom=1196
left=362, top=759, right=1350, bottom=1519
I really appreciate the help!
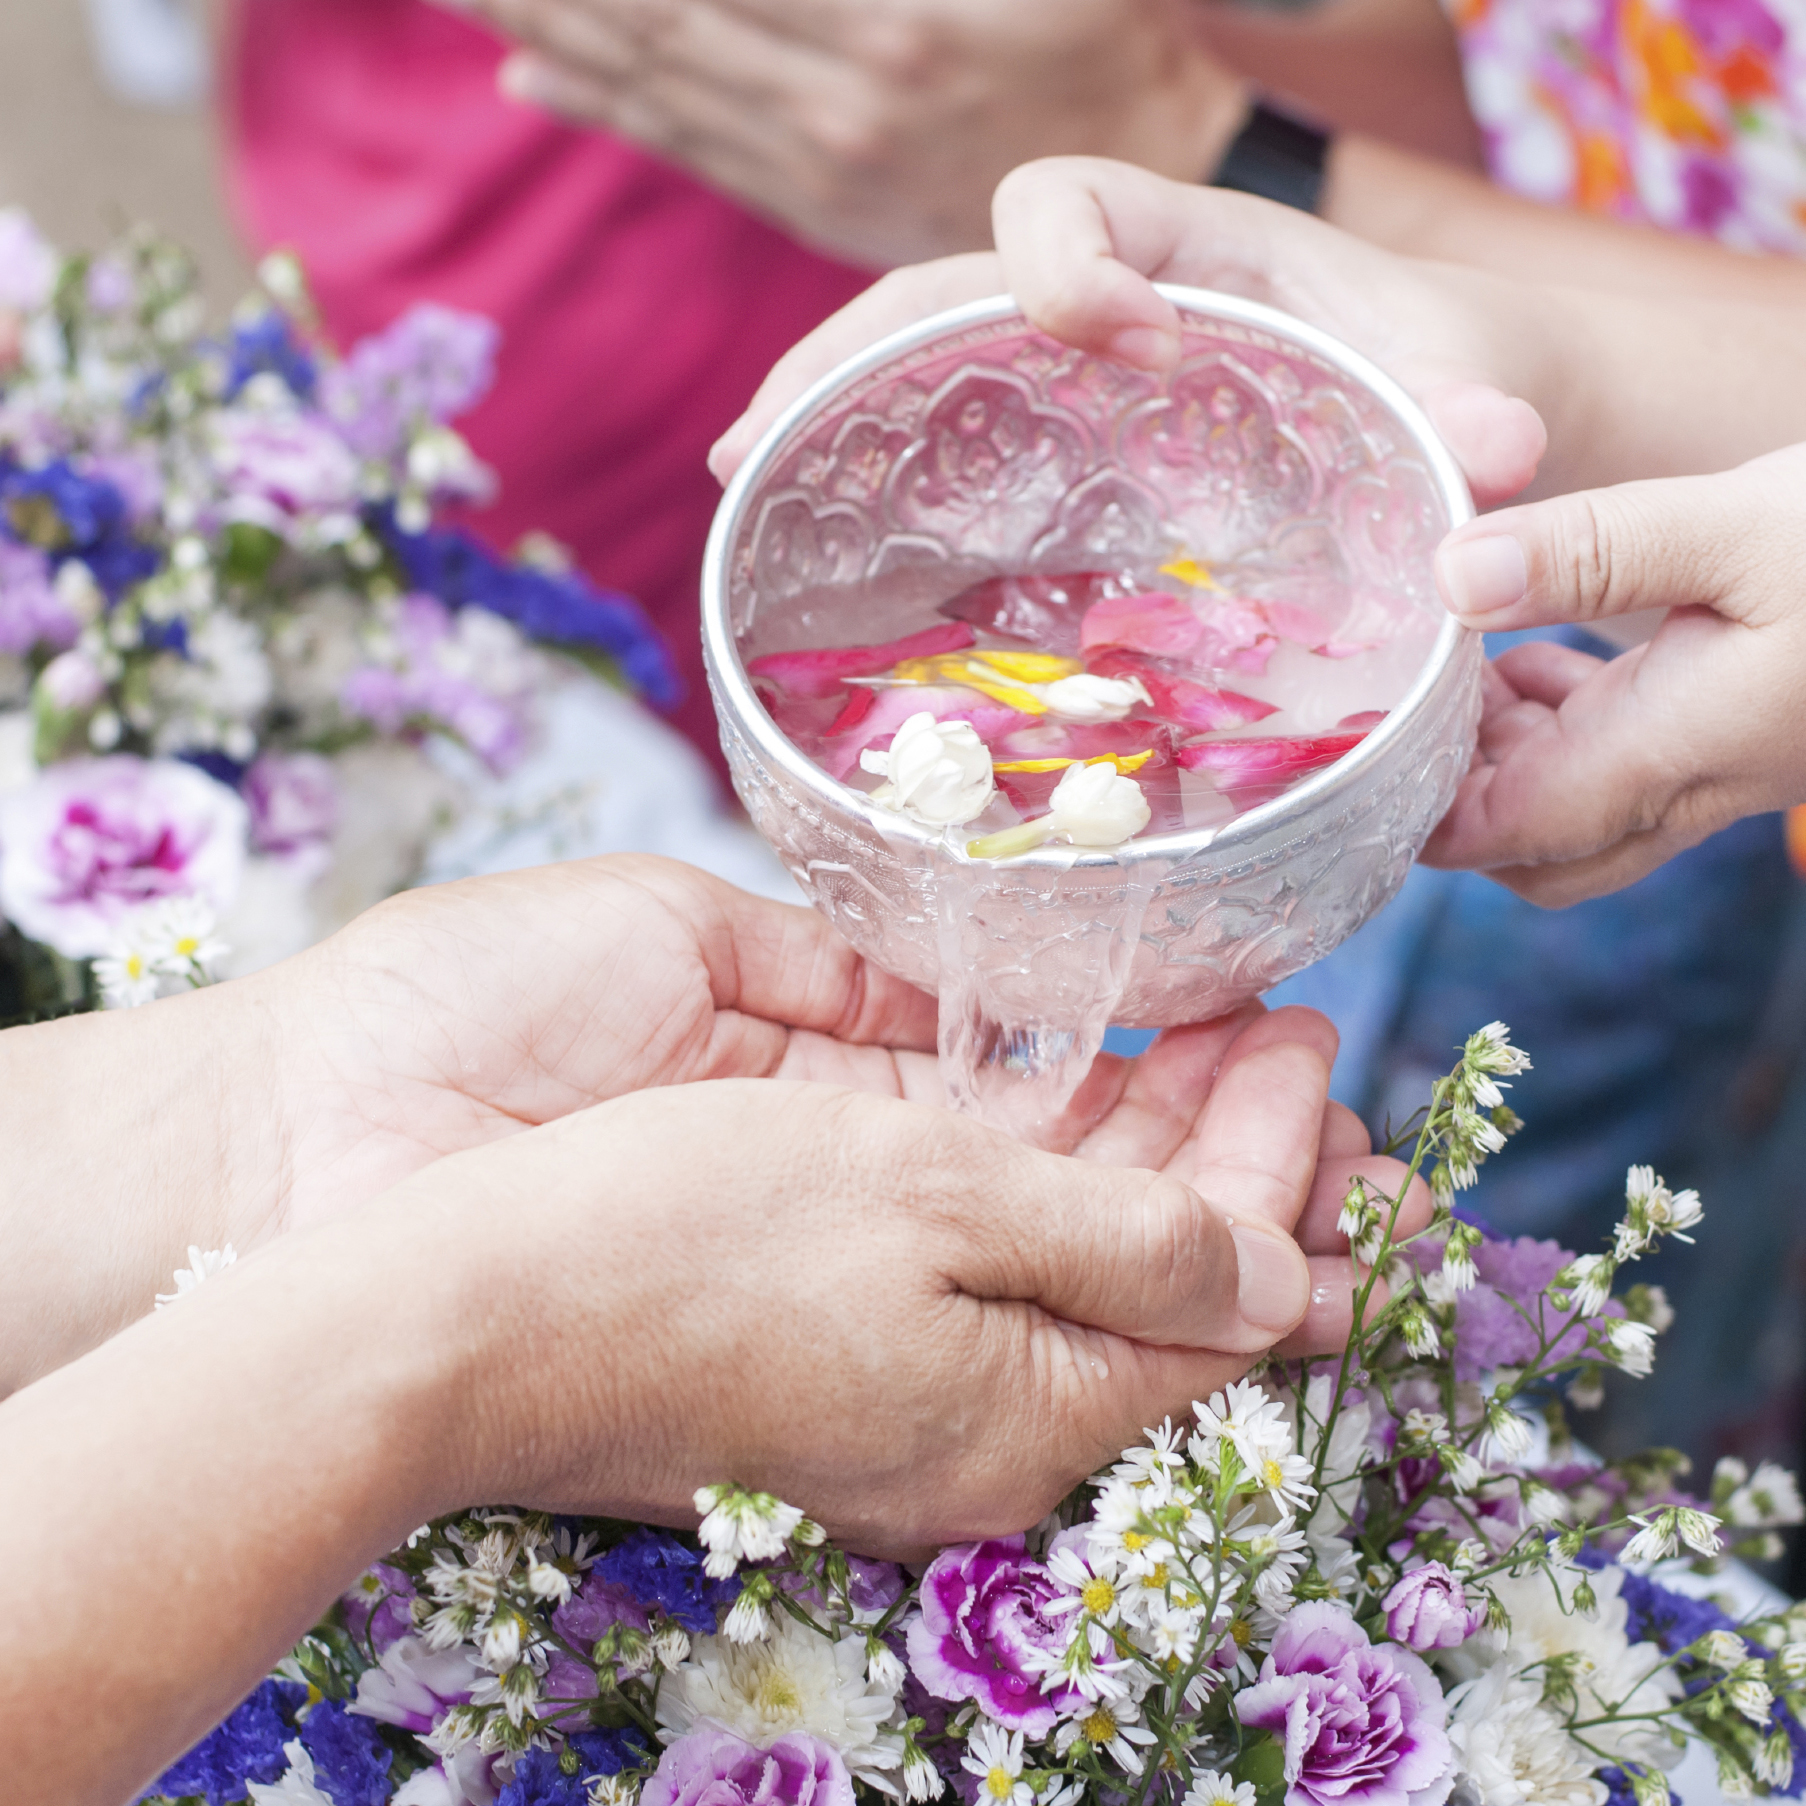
left=1434, top=468, right=1756, bottom=633
left=940, top=1121, right=1310, bottom=1354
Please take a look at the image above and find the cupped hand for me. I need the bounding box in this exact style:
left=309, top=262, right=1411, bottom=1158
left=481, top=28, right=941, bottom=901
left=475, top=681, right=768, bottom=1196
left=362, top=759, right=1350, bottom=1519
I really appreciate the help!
left=1421, top=442, right=1806, bottom=902
left=438, top=0, right=1249, bottom=269
left=711, top=158, right=1548, bottom=503
left=427, top=1073, right=1397, bottom=1550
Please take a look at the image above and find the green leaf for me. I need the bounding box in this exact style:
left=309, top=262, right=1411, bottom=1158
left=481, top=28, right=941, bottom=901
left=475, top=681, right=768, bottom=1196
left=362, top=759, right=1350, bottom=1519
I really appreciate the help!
left=1232, top=1733, right=1287, bottom=1797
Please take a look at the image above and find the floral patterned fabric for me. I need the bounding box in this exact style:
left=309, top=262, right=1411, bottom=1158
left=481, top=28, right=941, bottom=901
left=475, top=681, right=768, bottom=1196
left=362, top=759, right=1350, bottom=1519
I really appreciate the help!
left=1446, top=0, right=1806, bottom=251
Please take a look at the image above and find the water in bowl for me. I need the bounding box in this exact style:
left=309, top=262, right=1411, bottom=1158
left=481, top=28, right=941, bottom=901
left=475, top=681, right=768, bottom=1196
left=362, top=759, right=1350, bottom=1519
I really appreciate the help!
left=740, top=550, right=1439, bottom=1144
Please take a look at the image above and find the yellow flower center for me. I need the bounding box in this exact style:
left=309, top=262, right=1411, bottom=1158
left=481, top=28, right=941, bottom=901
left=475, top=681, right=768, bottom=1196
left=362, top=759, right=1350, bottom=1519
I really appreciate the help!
left=1211, top=1795, right=1238, bottom=1806
left=1147, top=1562, right=1169, bottom=1588
left=986, top=1770, right=1015, bottom=1801
left=175, top=935, right=200, bottom=957
left=1080, top=1576, right=1116, bottom=1615
left=754, top=1673, right=802, bottom=1719
left=1260, top=1458, right=1285, bottom=1490
left=125, top=952, right=146, bottom=978
left=1121, top=1531, right=1151, bottom=1552
left=1230, top=1618, right=1252, bottom=1648
left=1080, top=1708, right=1119, bottom=1745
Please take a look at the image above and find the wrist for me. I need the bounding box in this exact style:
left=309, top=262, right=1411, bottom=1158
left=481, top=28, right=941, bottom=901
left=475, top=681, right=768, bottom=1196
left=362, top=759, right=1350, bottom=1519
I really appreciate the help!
left=0, top=972, right=290, bottom=1391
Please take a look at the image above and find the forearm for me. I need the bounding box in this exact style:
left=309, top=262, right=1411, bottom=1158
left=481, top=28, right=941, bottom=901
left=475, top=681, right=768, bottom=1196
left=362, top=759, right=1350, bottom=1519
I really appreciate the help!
left=0, top=1199, right=474, bottom=1806
left=0, top=979, right=287, bottom=1394
left=1327, top=133, right=1806, bottom=308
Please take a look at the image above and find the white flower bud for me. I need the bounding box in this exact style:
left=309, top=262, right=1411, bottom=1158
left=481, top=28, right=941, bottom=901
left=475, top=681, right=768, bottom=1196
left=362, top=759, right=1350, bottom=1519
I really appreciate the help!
left=860, top=711, right=995, bottom=826
left=652, top=1624, right=691, bottom=1670
left=526, top=1560, right=572, bottom=1605
left=1697, top=1630, right=1748, bottom=1669
left=1605, top=1318, right=1657, bottom=1377
left=1044, top=759, right=1151, bottom=848
left=722, top=1589, right=773, bottom=1645
left=1036, top=672, right=1150, bottom=723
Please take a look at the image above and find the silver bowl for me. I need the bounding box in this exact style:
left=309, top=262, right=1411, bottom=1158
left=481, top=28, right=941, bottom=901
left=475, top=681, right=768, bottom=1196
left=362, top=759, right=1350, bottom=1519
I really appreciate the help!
left=702, top=287, right=1481, bottom=1047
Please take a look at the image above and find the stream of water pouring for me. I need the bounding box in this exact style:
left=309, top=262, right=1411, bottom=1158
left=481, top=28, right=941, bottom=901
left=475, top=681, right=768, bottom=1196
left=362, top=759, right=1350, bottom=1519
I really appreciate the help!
left=933, top=853, right=1160, bottom=1148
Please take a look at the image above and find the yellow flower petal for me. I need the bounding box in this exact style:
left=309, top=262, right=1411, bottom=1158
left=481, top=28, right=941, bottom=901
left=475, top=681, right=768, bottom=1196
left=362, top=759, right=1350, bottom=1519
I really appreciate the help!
left=1158, top=556, right=1222, bottom=592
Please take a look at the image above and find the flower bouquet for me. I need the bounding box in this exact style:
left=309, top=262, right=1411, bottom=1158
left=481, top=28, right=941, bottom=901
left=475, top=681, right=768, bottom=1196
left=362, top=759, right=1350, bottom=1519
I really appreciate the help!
left=0, top=207, right=676, bottom=1019
left=143, top=1025, right=1806, bottom=1806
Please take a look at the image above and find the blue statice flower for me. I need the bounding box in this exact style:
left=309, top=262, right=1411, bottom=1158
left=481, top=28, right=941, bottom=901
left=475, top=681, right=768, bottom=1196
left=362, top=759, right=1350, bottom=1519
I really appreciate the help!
left=497, top=1731, right=651, bottom=1806
left=320, top=303, right=498, bottom=462
left=1615, top=1567, right=1739, bottom=1652
left=297, top=1699, right=393, bottom=1806
left=0, top=459, right=158, bottom=599
left=378, top=513, right=682, bottom=712
left=596, top=1526, right=740, bottom=1634
left=1598, top=1766, right=1679, bottom=1806
left=223, top=313, right=318, bottom=404
left=138, top=1677, right=306, bottom=1804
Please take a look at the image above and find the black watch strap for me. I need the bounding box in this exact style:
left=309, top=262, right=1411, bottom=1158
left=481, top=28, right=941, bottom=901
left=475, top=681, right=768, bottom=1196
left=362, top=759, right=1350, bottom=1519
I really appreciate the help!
left=1209, top=100, right=1331, bottom=214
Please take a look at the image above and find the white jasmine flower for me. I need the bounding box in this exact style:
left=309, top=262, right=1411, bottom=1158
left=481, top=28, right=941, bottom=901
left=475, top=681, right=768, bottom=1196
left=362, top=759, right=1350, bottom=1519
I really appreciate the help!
left=693, top=1483, right=806, bottom=1578
left=1043, top=758, right=1150, bottom=848
left=1036, top=672, right=1150, bottom=723
left=860, top=712, right=994, bottom=826
left=248, top=1743, right=336, bottom=1806
left=963, top=1723, right=1032, bottom=1806
left=657, top=1614, right=904, bottom=1788
left=1446, top=1667, right=1607, bottom=1806
left=1181, top=1771, right=1257, bottom=1806
left=155, top=1243, right=238, bottom=1307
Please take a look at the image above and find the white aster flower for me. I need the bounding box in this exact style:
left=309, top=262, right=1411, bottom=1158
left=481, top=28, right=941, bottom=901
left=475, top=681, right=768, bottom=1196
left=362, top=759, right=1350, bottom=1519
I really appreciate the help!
left=962, top=1723, right=1032, bottom=1806
left=653, top=1624, right=692, bottom=1671
left=1556, top=1254, right=1615, bottom=1320
left=1696, top=1630, right=1748, bottom=1670
left=722, top=1588, right=774, bottom=1645
left=1181, top=1771, right=1256, bottom=1806
left=1466, top=1022, right=1532, bottom=1078
left=1046, top=1539, right=1125, bottom=1628
left=866, top=1637, right=906, bottom=1692
left=1194, top=1379, right=1291, bottom=1475
left=693, top=1483, right=806, bottom=1578
left=95, top=940, right=161, bottom=1008
left=1053, top=1695, right=1157, bottom=1775
left=587, top=1778, right=642, bottom=1806
left=1447, top=1666, right=1607, bottom=1806
left=137, top=895, right=230, bottom=977
left=247, top=1742, right=336, bottom=1806
left=155, top=1243, right=238, bottom=1307
left=903, top=1744, right=945, bottom=1802
left=1480, top=1401, right=1536, bottom=1466
left=1731, top=1674, right=1776, bottom=1725
left=860, top=712, right=994, bottom=826
left=1722, top=1460, right=1804, bottom=1528
left=656, top=1613, right=904, bottom=1788
left=526, top=1560, right=572, bottom=1606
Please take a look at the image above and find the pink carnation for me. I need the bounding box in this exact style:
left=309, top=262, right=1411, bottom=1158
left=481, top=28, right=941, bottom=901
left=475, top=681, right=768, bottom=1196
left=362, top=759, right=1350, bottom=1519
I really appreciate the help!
left=643, top=1726, right=852, bottom=1806
left=208, top=406, right=360, bottom=533
left=1380, top=1564, right=1484, bottom=1653
left=904, top=1536, right=1083, bottom=1736
left=244, top=751, right=337, bottom=855
left=0, top=756, right=247, bottom=957
left=1237, top=1601, right=1453, bottom=1806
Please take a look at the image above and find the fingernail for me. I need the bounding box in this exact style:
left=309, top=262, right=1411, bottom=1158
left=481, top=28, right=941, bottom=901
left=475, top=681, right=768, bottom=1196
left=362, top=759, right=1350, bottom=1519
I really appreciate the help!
left=1228, top=1221, right=1309, bottom=1334
left=1436, top=532, right=1527, bottom=620
left=1104, top=325, right=1180, bottom=372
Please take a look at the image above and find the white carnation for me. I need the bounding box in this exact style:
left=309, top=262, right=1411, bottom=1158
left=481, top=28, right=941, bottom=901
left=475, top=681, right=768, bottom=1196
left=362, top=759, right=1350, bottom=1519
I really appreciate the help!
left=1447, top=1666, right=1606, bottom=1806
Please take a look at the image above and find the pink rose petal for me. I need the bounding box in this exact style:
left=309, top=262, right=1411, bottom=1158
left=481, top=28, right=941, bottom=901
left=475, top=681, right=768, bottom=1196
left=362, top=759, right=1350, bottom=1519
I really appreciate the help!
left=746, top=621, right=976, bottom=700
left=1085, top=648, right=1276, bottom=733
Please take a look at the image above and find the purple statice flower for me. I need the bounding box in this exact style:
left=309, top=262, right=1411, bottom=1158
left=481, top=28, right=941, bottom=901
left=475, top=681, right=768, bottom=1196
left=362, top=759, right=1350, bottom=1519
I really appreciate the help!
left=1381, top=1564, right=1484, bottom=1653
left=847, top=1557, right=907, bottom=1616
left=0, top=205, right=56, bottom=313
left=593, top=1526, right=741, bottom=1635
left=340, top=1562, right=416, bottom=1657
left=643, top=1726, right=853, bottom=1806
left=1237, top=1601, right=1453, bottom=1806
left=244, top=751, right=338, bottom=856
left=0, top=535, right=75, bottom=654
left=1410, top=1231, right=1592, bottom=1383
left=383, top=517, right=682, bottom=712
left=298, top=1699, right=393, bottom=1806
left=554, top=1568, right=652, bottom=1651
left=320, top=303, right=499, bottom=462
left=137, top=1678, right=307, bottom=1805
left=904, top=1536, right=1084, bottom=1736
left=1, top=459, right=158, bottom=599
left=340, top=591, right=534, bottom=775
left=85, top=255, right=135, bottom=314
left=223, top=311, right=319, bottom=403
left=0, top=755, right=248, bottom=958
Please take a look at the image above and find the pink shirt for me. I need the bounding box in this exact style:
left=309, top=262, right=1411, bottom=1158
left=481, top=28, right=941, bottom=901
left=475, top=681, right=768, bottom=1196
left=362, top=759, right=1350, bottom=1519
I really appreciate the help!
left=222, top=0, right=871, bottom=763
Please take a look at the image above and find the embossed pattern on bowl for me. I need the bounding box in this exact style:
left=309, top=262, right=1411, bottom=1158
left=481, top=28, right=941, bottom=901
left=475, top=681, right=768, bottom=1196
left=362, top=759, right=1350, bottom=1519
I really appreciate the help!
left=702, top=288, right=1482, bottom=1027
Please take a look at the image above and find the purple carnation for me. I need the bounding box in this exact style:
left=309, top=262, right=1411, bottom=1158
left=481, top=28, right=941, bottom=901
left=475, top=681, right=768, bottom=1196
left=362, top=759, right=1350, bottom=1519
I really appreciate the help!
left=1380, top=1564, right=1484, bottom=1653
left=904, top=1536, right=1082, bottom=1736
left=1238, top=1601, right=1453, bottom=1806
left=643, top=1726, right=853, bottom=1806
left=245, top=751, right=338, bottom=856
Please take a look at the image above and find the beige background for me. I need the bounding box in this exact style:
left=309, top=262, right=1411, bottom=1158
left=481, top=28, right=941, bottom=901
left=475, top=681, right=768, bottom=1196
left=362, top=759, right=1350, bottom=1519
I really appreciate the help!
left=0, top=1, right=250, bottom=306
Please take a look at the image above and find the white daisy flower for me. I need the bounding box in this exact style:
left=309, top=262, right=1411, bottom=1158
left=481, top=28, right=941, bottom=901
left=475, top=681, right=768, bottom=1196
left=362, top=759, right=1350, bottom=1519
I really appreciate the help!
left=1181, top=1771, right=1257, bottom=1806
left=962, top=1723, right=1033, bottom=1806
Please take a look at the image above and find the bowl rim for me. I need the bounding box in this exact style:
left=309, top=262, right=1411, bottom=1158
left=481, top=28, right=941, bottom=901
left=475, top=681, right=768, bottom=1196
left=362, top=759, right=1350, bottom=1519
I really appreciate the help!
left=701, top=284, right=1476, bottom=868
